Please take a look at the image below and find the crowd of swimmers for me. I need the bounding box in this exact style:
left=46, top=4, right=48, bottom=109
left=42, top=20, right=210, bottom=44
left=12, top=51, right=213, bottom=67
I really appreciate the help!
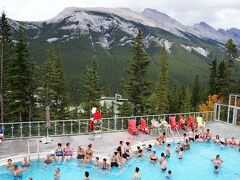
left=4, top=128, right=240, bottom=179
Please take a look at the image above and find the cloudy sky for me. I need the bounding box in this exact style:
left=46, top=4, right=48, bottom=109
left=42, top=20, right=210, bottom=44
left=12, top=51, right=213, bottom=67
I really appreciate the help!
left=1, top=0, right=240, bottom=29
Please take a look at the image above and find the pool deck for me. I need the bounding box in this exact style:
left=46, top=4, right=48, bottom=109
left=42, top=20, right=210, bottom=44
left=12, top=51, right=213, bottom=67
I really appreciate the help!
left=0, top=121, right=239, bottom=160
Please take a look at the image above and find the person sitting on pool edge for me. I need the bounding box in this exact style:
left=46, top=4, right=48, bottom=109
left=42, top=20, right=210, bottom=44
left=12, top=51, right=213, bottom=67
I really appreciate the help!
left=54, top=143, right=63, bottom=164
left=63, top=142, right=74, bottom=162
left=76, top=145, right=85, bottom=160
left=204, top=129, right=212, bottom=141
left=83, top=144, right=93, bottom=164
left=132, top=167, right=141, bottom=180
left=150, top=151, right=158, bottom=163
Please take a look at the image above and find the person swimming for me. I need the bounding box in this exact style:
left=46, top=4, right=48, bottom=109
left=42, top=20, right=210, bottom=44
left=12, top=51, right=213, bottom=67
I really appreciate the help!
left=166, top=144, right=171, bottom=157
left=150, top=151, right=158, bottom=162
left=147, top=144, right=152, bottom=152
left=83, top=171, right=90, bottom=180
left=137, top=146, right=143, bottom=157
left=12, top=165, right=23, bottom=177
left=132, top=167, right=141, bottom=180
left=178, top=147, right=184, bottom=159
left=183, top=139, right=190, bottom=150
left=166, top=170, right=172, bottom=179
left=214, top=165, right=219, bottom=174
left=21, top=157, right=30, bottom=168
left=6, top=159, right=14, bottom=170
left=160, top=153, right=167, bottom=171
left=211, top=154, right=223, bottom=167
left=54, top=168, right=60, bottom=180
left=94, top=157, right=100, bottom=167
left=44, top=155, right=53, bottom=165
left=175, top=143, right=181, bottom=152
left=102, top=158, right=110, bottom=170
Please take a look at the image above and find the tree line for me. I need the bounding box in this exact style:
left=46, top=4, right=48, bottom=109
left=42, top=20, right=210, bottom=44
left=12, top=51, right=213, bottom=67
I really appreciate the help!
left=0, top=13, right=239, bottom=122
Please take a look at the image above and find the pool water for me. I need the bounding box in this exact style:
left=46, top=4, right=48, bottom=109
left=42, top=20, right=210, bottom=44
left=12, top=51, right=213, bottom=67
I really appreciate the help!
left=0, top=142, right=240, bottom=180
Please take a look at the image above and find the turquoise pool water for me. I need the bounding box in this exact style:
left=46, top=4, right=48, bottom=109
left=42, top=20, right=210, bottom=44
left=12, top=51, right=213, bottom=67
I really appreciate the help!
left=0, top=142, right=240, bottom=180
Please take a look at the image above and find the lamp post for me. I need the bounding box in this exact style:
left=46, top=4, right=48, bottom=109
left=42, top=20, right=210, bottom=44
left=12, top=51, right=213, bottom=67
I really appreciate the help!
left=15, top=100, right=22, bottom=122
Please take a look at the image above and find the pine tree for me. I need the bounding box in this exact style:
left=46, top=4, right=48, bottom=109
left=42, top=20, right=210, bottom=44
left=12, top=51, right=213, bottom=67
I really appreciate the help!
left=38, top=45, right=69, bottom=120
left=122, top=31, right=150, bottom=115
left=4, top=24, right=35, bottom=121
left=192, top=75, right=201, bottom=111
left=225, top=39, right=238, bottom=62
left=217, top=61, right=229, bottom=98
left=209, top=59, right=218, bottom=94
left=169, top=81, right=180, bottom=113
left=180, top=87, right=192, bottom=113
left=81, top=56, right=101, bottom=114
left=156, top=47, right=169, bottom=113
left=0, top=12, right=15, bottom=122
left=118, top=102, right=133, bottom=117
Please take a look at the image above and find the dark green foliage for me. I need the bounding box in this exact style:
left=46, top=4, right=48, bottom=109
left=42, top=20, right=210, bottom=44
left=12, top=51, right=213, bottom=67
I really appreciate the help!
left=118, top=102, right=133, bottom=117
left=169, top=81, right=180, bottom=113
left=180, top=87, right=192, bottom=112
left=101, top=102, right=113, bottom=118
left=81, top=56, right=101, bottom=113
left=225, top=39, right=238, bottom=62
left=122, top=31, right=151, bottom=115
left=209, top=59, right=218, bottom=95
left=38, top=45, right=69, bottom=120
left=192, top=75, right=201, bottom=111
left=4, top=24, right=35, bottom=121
left=217, top=61, right=230, bottom=99
left=156, top=47, right=169, bottom=113
left=0, top=12, right=15, bottom=122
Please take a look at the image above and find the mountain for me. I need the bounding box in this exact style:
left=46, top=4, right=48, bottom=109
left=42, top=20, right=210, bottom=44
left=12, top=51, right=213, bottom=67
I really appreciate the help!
left=5, top=7, right=240, bottom=101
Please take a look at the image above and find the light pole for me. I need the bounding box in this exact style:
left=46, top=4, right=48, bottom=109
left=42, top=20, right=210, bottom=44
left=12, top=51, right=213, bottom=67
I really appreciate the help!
left=15, top=100, right=22, bottom=122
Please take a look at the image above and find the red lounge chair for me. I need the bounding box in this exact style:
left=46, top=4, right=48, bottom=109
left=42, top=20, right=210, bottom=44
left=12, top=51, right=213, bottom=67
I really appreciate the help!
left=188, top=116, right=194, bottom=129
left=139, top=119, right=151, bottom=134
left=178, top=116, right=186, bottom=129
left=169, top=116, right=179, bottom=130
left=128, top=119, right=140, bottom=135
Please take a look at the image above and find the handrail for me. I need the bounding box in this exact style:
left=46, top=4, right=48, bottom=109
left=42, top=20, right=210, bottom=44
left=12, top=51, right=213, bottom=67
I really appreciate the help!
left=0, top=111, right=214, bottom=139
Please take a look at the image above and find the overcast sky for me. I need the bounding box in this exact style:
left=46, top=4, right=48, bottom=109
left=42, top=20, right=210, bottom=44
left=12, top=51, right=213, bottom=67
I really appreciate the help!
left=1, top=0, right=240, bottom=29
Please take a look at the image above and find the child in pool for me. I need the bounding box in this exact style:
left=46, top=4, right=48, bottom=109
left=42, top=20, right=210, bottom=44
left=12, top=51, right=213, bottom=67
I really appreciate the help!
left=94, top=157, right=100, bottom=166
left=178, top=147, right=184, bottom=159
left=147, top=144, right=152, bottom=151
left=102, top=158, right=110, bottom=170
left=166, top=144, right=171, bottom=157
left=175, top=143, right=181, bottom=152
left=214, top=165, right=219, bottom=174
left=150, top=151, right=158, bottom=163
left=166, top=170, right=172, bottom=179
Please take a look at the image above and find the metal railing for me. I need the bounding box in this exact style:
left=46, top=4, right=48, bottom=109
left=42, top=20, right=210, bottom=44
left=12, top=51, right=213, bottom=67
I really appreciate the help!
left=0, top=111, right=214, bottom=139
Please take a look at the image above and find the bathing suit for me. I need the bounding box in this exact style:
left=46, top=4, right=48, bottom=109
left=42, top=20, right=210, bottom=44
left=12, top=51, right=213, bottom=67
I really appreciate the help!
left=64, top=147, right=73, bottom=156
left=111, top=162, right=118, bottom=167
left=77, top=154, right=85, bottom=159
left=44, top=159, right=53, bottom=164
left=151, top=157, right=157, bottom=161
left=195, top=134, right=199, bottom=139
left=56, top=148, right=63, bottom=156
left=123, top=153, right=130, bottom=159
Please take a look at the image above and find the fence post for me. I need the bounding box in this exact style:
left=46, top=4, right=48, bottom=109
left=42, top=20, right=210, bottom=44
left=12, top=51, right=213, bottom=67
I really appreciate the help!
left=54, top=121, right=57, bottom=135
left=78, top=120, right=81, bottom=134
left=213, top=104, right=217, bottom=121
left=20, top=123, right=23, bottom=138
left=11, top=124, right=14, bottom=138
left=217, top=105, right=221, bottom=121
left=70, top=120, right=73, bottom=134
left=29, top=122, right=32, bottom=137
left=114, top=117, right=117, bottom=130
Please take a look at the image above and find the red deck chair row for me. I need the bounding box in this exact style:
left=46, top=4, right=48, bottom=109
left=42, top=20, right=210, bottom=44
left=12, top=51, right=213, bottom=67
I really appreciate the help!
left=128, top=119, right=151, bottom=135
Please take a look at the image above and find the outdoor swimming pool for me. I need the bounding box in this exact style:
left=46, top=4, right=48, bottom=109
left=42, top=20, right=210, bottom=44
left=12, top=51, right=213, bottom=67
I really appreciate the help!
left=0, top=142, right=239, bottom=180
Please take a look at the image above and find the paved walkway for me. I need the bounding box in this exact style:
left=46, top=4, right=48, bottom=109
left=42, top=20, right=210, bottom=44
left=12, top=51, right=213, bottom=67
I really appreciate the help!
left=0, top=121, right=239, bottom=160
